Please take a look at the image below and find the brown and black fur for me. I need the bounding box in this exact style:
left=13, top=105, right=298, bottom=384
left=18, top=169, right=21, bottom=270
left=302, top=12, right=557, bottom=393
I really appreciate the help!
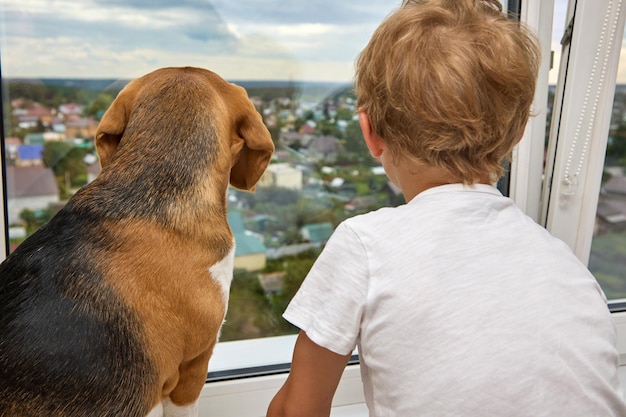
left=0, top=67, right=274, bottom=417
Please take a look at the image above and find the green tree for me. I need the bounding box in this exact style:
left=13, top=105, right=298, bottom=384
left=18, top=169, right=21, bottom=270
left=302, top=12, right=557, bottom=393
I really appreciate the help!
left=42, top=141, right=89, bottom=195
left=220, top=269, right=278, bottom=341
left=268, top=254, right=317, bottom=333
left=19, top=207, right=56, bottom=234
left=343, top=120, right=368, bottom=158
left=86, top=93, right=114, bottom=119
left=19, top=209, right=39, bottom=233
left=335, top=107, right=354, bottom=121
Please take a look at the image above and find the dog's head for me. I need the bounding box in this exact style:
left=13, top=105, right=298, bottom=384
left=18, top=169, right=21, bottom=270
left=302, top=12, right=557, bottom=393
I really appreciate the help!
left=95, top=66, right=274, bottom=191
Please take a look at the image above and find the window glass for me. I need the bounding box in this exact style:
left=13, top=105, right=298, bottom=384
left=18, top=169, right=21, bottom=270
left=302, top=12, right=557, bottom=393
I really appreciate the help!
left=0, top=0, right=404, bottom=342
left=0, top=1, right=581, bottom=348
left=588, top=35, right=626, bottom=301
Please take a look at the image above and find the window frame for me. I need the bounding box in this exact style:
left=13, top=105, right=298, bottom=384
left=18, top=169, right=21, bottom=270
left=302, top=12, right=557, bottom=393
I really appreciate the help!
left=508, top=0, right=556, bottom=223
left=541, top=0, right=626, bottom=268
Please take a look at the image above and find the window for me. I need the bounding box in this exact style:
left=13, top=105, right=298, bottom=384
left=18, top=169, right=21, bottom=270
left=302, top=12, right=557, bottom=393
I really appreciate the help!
left=2, top=1, right=626, bottom=415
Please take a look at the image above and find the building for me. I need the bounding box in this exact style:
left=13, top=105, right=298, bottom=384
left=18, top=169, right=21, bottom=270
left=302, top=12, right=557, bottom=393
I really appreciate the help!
left=65, top=116, right=99, bottom=139
left=5, top=166, right=60, bottom=226
left=300, top=222, right=334, bottom=244
left=258, top=163, right=303, bottom=190
left=24, top=132, right=66, bottom=145
left=228, top=210, right=267, bottom=271
left=306, top=135, right=341, bottom=162
left=16, top=145, right=44, bottom=167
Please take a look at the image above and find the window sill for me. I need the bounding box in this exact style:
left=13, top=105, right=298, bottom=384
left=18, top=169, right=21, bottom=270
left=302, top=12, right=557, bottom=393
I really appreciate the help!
left=200, top=363, right=365, bottom=416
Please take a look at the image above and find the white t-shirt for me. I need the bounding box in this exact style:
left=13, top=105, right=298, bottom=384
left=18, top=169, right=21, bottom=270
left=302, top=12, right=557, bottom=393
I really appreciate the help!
left=284, top=184, right=626, bottom=417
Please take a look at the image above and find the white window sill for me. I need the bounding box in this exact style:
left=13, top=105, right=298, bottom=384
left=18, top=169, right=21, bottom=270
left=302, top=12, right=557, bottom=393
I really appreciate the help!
left=199, top=363, right=365, bottom=416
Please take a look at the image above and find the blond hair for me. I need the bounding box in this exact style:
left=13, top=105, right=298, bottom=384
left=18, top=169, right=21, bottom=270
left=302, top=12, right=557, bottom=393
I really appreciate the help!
left=355, top=0, right=541, bottom=183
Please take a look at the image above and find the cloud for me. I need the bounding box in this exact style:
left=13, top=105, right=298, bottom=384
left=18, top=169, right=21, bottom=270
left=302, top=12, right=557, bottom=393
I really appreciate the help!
left=1, top=0, right=399, bottom=80
left=10, top=0, right=616, bottom=85
left=1, top=0, right=238, bottom=52
left=210, top=1, right=394, bottom=26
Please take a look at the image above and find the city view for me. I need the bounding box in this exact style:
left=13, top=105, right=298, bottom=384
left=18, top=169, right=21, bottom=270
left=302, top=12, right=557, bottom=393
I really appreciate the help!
left=1, top=0, right=624, bottom=346
left=2, top=77, right=404, bottom=341
left=3, top=77, right=626, bottom=341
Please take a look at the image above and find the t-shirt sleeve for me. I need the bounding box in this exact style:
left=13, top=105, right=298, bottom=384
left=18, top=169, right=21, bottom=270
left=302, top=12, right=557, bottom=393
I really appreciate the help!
left=283, top=222, right=369, bottom=356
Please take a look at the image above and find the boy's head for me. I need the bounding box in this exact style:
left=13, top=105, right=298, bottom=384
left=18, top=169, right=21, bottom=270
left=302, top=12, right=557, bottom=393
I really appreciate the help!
left=355, top=0, right=540, bottom=184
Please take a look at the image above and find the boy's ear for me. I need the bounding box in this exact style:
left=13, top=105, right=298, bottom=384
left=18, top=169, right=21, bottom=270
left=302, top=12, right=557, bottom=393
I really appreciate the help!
left=359, top=111, right=384, bottom=158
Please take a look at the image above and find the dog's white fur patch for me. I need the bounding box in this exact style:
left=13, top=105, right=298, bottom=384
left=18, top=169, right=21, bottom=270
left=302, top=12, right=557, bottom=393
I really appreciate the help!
left=145, top=398, right=199, bottom=417
left=209, top=244, right=235, bottom=308
left=145, top=402, right=163, bottom=417
left=163, top=397, right=199, bottom=417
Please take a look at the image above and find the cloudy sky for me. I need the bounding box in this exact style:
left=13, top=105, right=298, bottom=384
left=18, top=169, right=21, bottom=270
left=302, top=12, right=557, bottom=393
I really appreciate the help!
left=0, top=0, right=617, bottom=84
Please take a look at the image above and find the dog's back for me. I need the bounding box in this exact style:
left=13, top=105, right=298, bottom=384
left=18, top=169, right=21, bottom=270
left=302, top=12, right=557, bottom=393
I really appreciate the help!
left=0, top=209, right=156, bottom=417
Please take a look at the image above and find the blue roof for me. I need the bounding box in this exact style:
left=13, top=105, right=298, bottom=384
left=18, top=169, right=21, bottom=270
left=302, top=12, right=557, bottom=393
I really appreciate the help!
left=228, top=210, right=246, bottom=233
left=18, top=144, right=44, bottom=160
left=302, top=222, right=334, bottom=243
left=228, top=211, right=267, bottom=256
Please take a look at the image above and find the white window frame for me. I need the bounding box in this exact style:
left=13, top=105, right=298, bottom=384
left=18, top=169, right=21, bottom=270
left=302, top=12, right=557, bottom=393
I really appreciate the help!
left=509, top=0, right=555, bottom=223
left=541, top=0, right=626, bottom=265
left=2, top=0, right=626, bottom=415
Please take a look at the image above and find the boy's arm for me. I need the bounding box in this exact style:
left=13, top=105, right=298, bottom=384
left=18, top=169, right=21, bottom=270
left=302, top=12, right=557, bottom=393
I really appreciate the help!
left=267, top=331, right=352, bottom=417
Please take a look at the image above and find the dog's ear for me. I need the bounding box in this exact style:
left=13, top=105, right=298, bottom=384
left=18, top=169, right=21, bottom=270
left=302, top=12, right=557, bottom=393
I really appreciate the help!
left=229, top=104, right=274, bottom=191
left=95, top=81, right=140, bottom=168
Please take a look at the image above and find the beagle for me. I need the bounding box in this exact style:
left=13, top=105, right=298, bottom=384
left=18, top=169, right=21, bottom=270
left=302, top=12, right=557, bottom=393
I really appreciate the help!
left=0, top=67, right=274, bottom=417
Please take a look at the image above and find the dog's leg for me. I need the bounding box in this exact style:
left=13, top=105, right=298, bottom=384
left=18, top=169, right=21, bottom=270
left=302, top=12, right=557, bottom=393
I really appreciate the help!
left=165, top=348, right=212, bottom=417
left=146, top=401, right=164, bottom=417
left=163, top=397, right=199, bottom=417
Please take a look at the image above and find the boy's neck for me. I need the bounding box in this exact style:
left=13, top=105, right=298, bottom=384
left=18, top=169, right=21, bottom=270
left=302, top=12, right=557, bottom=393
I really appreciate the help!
left=391, top=161, right=488, bottom=202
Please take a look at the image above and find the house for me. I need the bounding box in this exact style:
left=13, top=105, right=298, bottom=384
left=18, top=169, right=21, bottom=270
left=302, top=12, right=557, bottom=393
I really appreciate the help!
left=58, top=103, right=84, bottom=116
left=258, top=163, right=303, bottom=190
left=16, top=145, right=44, bottom=167
left=228, top=210, right=267, bottom=271
left=65, top=116, right=99, bottom=139
left=24, top=132, right=66, bottom=144
left=300, top=222, right=334, bottom=244
left=299, top=123, right=317, bottom=135
left=306, top=135, right=341, bottom=162
left=5, top=166, right=60, bottom=226
left=14, top=103, right=53, bottom=128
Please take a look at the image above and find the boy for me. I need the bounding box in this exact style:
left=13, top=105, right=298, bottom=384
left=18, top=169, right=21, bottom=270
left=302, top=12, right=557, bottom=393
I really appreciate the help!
left=267, top=0, right=626, bottom=416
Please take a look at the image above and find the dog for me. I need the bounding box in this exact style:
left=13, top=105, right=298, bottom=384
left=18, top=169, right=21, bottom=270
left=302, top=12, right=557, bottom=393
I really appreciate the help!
left=0, top=66, right=274, bottom=417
